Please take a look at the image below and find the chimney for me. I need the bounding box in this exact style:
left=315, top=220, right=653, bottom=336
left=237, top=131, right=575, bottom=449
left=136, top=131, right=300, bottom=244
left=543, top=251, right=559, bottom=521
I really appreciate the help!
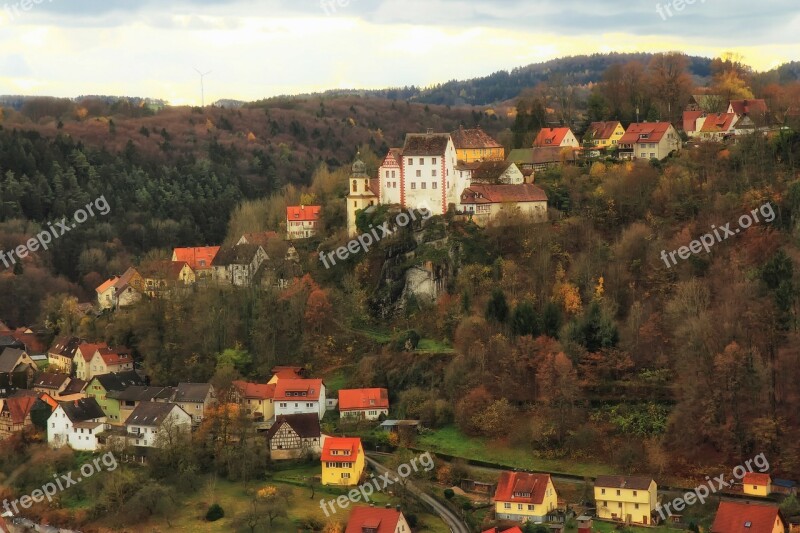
left=385, top=503, right=391, bottom=509
left=396, top=505, right=401, bottom=513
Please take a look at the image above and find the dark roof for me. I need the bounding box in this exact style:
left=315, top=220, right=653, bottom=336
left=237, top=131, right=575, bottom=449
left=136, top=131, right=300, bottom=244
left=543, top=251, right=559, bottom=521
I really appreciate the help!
left=33, top=372, right=70, bottom=389
left=59, top=397, right=105, bottom=422
left=174, top=383, right=213, bottom=403
left=0, top=348, right=29, bottom=373
left=127, top=401, right=184, bottom=426
left=450, top=126, right=502, bottom=150
left=265, top=413, right=321, bottom=440
left=93, top=371, right=145, bottom=392
left=402, top=133, right=451, bottom=156
left=594, top=475, right=654, bottom=490
left=108, top=385, right=175, bottom=402
left=48, top=336, right=83, bottom=359
left=62, top=378, right=87, bottom=395
left=461, top=183, right=548, bottom=205
left=138, top=260, right=190, bottom=280
left=0, top=336, right=25, bottom=351
left=471, top=161, right=518, bottom=183
left=211, top=244, right=263, bottom=266
left=585, top=121, right=621, bottom=140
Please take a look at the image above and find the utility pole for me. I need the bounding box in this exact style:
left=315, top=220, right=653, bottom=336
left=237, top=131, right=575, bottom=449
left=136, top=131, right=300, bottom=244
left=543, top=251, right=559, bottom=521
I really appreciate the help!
left=194, top=68, right=212, bottom=107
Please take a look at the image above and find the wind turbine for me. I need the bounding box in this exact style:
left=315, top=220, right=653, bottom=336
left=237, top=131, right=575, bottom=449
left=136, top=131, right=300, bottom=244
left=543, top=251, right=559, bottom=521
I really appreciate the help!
left=194, top=68, right=212, bottom=107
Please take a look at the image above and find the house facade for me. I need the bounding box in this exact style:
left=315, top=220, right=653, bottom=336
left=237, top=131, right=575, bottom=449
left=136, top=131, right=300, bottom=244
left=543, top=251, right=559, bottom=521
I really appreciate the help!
left=32, top=372, right=71, bottom=396
left=109, top=385, right=175, bottom=425
left=0, top=396, right=37, bottom=439
left=346, top=158, right=380, bottom=237
left=459, top=184, right=548, bottom=226
left=264, top=413, right=323, bottom=460
left=47, top=336, right=83, bottom=373
left=140, top=260, right=195, bottom=297
left=618, top=122, right=681, bottom=160
left=211, top=244, right=268, bottom=287
left=286, top=205, right=322, bottom=240
left=171, top=246, right=220, bottom=280
left=584, top=121, right=626, bottom=149
left=173, top=383, right=216, bottom=423
left=533, top=128, right=579, bottom=148
left=743, top=473, right=772, bottom=497
left=0, top=348, right=38, bottom=397
left=96, top=268, right=144, bottom=310
left=274, top=378, right=326, bottom=420
left=345, top=507, right=411, bottom=533
left=450, top=126, right=505, bottom=163
left=338, top=388, right=389, bottom=420
left=124, top=401, right=191, bottom=448
left=321, top=437, right=365, bottom=486
left=494, top=471, right=558, bottom=523
left=594, top=475, right=657, bottom=525
left=47, top=398, right=107, bottom=451
left=231, top=380, right=276, bottom=421
left=85, top=371, right=146, bottom=424
left=698, top=113, right=738, bottom=141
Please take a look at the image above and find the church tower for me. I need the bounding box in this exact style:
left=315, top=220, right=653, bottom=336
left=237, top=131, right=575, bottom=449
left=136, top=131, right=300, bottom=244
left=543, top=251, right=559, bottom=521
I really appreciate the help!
left=346, top=155, right=378, bottom=237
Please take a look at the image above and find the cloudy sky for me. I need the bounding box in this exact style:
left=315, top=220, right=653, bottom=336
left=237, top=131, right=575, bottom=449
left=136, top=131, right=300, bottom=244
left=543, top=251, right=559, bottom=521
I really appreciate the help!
left=1, top=0, right=798, bottom=104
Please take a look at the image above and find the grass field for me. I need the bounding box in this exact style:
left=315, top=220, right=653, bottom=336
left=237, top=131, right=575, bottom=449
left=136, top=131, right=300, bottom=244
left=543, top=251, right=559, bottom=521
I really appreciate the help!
left=418, top=426, right=616, bottom=478
left=590, top=519, right=685, bottom=532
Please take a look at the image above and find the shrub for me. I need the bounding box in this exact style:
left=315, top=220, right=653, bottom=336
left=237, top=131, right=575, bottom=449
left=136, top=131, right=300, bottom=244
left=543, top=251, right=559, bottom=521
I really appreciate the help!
left=443, top=488, right=455, bottom=499
left=205, top=503, right=224, bottom=522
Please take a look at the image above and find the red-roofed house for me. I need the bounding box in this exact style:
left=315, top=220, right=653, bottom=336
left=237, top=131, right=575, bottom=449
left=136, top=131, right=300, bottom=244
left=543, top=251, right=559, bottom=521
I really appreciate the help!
left=743, top=473, right=772, bottom=497
left=699, top=113, right=738, bottom=142
left=339, top=388, right=389, bottom=420
left=584, top=121, right=626, bottom=149
left=482, top=528, right=524, bottom=533
left=533, top=128, right=579, bottom=148
left=459, top=183, right=548, bottom=226
left=728, top=99, right=769, bottom=119
left=74, top=342, right=109, bottom=381
left=711, top=501, right=784, bottom=533
left=494, top=471, right=557, bottom=523
left=89, top=347, right=134, bottom=377
left=321, top=437, right=364, bottom=486
left=345, top=506, right=411, bottom=533
left=0, top=395, right=37, bottom=439
left=96, top=267, right=144, bottom=310
left=171, top=246, right=220, bottom=279
left=683, top=110, right=705, bottom=135
left=268, top=366, right=305, bottom=384
left=232, top=380, right=276, bottom=421
left=274, top=378, right=326, bottom=420
left=618, top=122, right=680, bottom=160
left=286, top=205, right=321, bottom=240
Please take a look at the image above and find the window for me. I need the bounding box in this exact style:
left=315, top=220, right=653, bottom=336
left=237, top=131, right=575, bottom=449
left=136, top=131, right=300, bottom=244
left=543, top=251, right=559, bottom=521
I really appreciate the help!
left=618, top=503, right=622, bottom=508
left=432, top=182, right=437, bottom=189
left=421, top=182, right=426, bottom=189
left=517, top=504, right=523, bottom=510
left=616, top=490, right=621, bottom=496
left=635, top=503, right=639, bottom=509
left=416, top=170, right=421, bottom=177
left=342, top=473, right=350, bottom=478
left=601, top=489, right=605, bottom=494
left=504, top=503, right=511, bottom=509
left=633, top=491, right=637, bottom=496
left=407, top=158, right=413, bottom=166
left=528, top=505, right=534, bottom=511
left=432, top=169, right=437, bottom=177
left=411, top=183, right=416, bottom=189
left=419, top=158, right=424, bottom=165
left=432, top=158, right=437, bottom=164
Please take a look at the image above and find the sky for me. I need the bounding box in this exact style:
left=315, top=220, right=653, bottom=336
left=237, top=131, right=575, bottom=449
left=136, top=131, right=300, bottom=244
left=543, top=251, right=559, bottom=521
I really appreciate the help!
left=0, top=0, right=799, bottom=105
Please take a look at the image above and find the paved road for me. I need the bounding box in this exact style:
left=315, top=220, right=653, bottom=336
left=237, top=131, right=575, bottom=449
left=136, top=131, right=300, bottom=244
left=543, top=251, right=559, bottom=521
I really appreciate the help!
left=365, top=456, right=471, bottom=533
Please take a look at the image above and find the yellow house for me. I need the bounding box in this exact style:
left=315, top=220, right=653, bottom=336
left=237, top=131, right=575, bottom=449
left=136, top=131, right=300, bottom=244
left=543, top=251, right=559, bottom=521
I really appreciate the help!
left=451, top=126, right=505, bottom=163
left=321, top=437, right=364, bottom=486
left=594, top=475, right=657, bottom=525
left=743, top=473, right=771, bottom=497
left=584, top=121, right=626, bottom=149
left=139, top=261, right=196, bottom=297
left=232, top=380, right=275, bottom=421
left=494, top=471, right=558, bottom=523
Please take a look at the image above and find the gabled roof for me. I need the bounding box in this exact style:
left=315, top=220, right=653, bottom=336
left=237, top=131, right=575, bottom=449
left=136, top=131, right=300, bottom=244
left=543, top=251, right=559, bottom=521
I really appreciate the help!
left=48, top=336, right=83, bottom=359
left=96, top=277, right=117, bottom=294
left=138, top=260, right=191, bottom=280
left=460, top=184, right=548, bottom=205
left=711, top=501, right=782, bottom=533
left=286, top=205, right=321, bottom=222
left=729, top=99, right=768, bottom=116
left=264, top=413, right=321, bottom=440
left=743, top=472, right=771, bottom=486
left=450, top=126, right=502, bottom=150
left=232, top=380, right=276, bottom=400
left=271, top=366, right=305, bottom=379
left=108, top=385, right=174, bottom=402
left=482, top=528, right=523, bottom=533
left=274, top=378, right=324, bottom=401
left=402, top=133, right=451, bottom=156
left=494, top=471, right=552, bottom=504
left=7, top=329, right=46, bottom=353
left=683, top=110, right=704, bottom=132
left=174, top=382, right=213, bottom=403
left=345, top=506, right=404, bottom=533
left=338, top=388, right=389, bottom=411
left=585, top=121, right=622, bottom=141
left=594, top=475, right=654, bottom=490
left=0, top=395, right=37, bottom=424
left=321, top=436, right=362, bottom=462
left=172, top=246, right=220, bottom=271
left=211, top=244, right=264, bottom=266
left=0, top=348, right=30, bottom=373
left=33, top=372, right=70, bottom=390
left=77, top=342, right=108, bottom=362
left=470, top=161, right=519, bottom=183
left=62, top=378, right=87, bottom=395
left=618, top=122, right=674, bottom=144
left=127, top=401, right=185, bottom=427
left=240, top=231, right=280, bottom=247
left=114, top=267, right=141, bottom=292
left=97, top=347, right=133, bottom=366
left=58, top=397, right=105, bottom=423
left=700, top=113, right=737, bottom=133
left=92, top=371, right=144, bottom=392
left=533, top=127, right=573, bottom=147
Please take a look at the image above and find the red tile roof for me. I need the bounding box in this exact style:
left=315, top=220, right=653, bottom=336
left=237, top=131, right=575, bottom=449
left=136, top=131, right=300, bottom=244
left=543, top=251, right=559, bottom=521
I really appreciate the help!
left=172, top=246, right=220, bottom=271
left=96, top=277, right=117, bottom=294
left=460, top=183, right=548, bottom=205
left=77, top=342, right=108, bottom=362
left=682, top=111, right=704, bottom=132
left=700, top=113, right=737, bottom=133
left=98, top=347, right=133, bottom=366
left=533, top=128, right=573, bottom=147
left=494, top=471, right=552, bottom=505
left=271, top=366, right=305, bottom=380
left=339, top=388, right=389, bottom=411
left=321, top=436, right=362, bottom=462
left=743, top=472, right=771, bottom=486
left=274, top=378, right=324, bottom=401
left=482, top=528, right=523, bottom=533
left=345, top=506, right=404, bottom=533
left=729, top=99, right=768, bottom=116
left=233, top=380, right=276, bottom=400
left=619, top=122, right=675, bottom=144
left=2, top=395, right=37, bottom=424
left=240, top=231, right=279, bottom=246
left=286, top=205, right=321, bottom=222
left=711, top=501, right=782, bottom=533
left=0, top=513, right=10, bottom=533
left=586, top=121, right=622, bottom=141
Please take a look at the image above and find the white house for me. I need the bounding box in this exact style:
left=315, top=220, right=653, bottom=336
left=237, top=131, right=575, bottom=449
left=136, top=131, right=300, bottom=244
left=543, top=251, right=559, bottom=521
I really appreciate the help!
left=618, top=122, right=681, bottom=160
left=274, top=378, right=326, bottom=420
left=124, top=401, right=191, bottom=448
left=459, top=183, right=549, bottom=226
left=533, top=127, right=579, bottom=148
left=338, top=388, right=389, bottom=420
left=210, top=244, right=268, bottom=287
left=48, top=398, right=107, bottom=451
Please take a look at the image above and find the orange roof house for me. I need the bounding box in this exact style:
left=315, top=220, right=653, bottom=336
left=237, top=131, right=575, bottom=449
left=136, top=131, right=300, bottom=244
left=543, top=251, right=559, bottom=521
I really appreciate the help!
left=321, top=436, right=362, bottom=462
left=345, top=506, right=411, bottom=533
left=493, top=471, right=558, bottom=522
left=711, top=501, right=784, bottom=533
left=286, top=205, right=321, bottom=222
left=482, top=528, right=524, bottom=533
left=339, top=388, right=389, bottom=419
left=171, top=246, right=220, bottom=272
left=699, top=113, right=738, bottom=137
left=232, top=380, right=276, bottom=400
left=274, top=378, right=324, bottom=401
left=533, top=127, right=578, bottom=148
left=728, top=99, right=769, bottom=117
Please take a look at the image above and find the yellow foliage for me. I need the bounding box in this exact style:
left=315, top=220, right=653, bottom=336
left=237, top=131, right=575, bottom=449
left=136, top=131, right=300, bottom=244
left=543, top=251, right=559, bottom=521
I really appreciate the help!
left=206, top=118, right=215, bottom=130
left=258, top=486, right=278, bottom=499
left=589, top=162, right=606, bottom=177
left=247, top=131, right=256, bottom=142
left=75, top=107, right=88, bottom=120
left=594, top=277, right=605, bottom=300
left=553, top=264, right=582, bottom=316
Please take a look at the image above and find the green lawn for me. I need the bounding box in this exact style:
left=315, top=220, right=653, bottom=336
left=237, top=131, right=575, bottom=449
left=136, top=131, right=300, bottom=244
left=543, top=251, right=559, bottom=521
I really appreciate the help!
left=417, top=338, right=455, bottom=354
left=590, top=519, right=686, bottom=532
left=418, top=426, right=616, bottom=478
